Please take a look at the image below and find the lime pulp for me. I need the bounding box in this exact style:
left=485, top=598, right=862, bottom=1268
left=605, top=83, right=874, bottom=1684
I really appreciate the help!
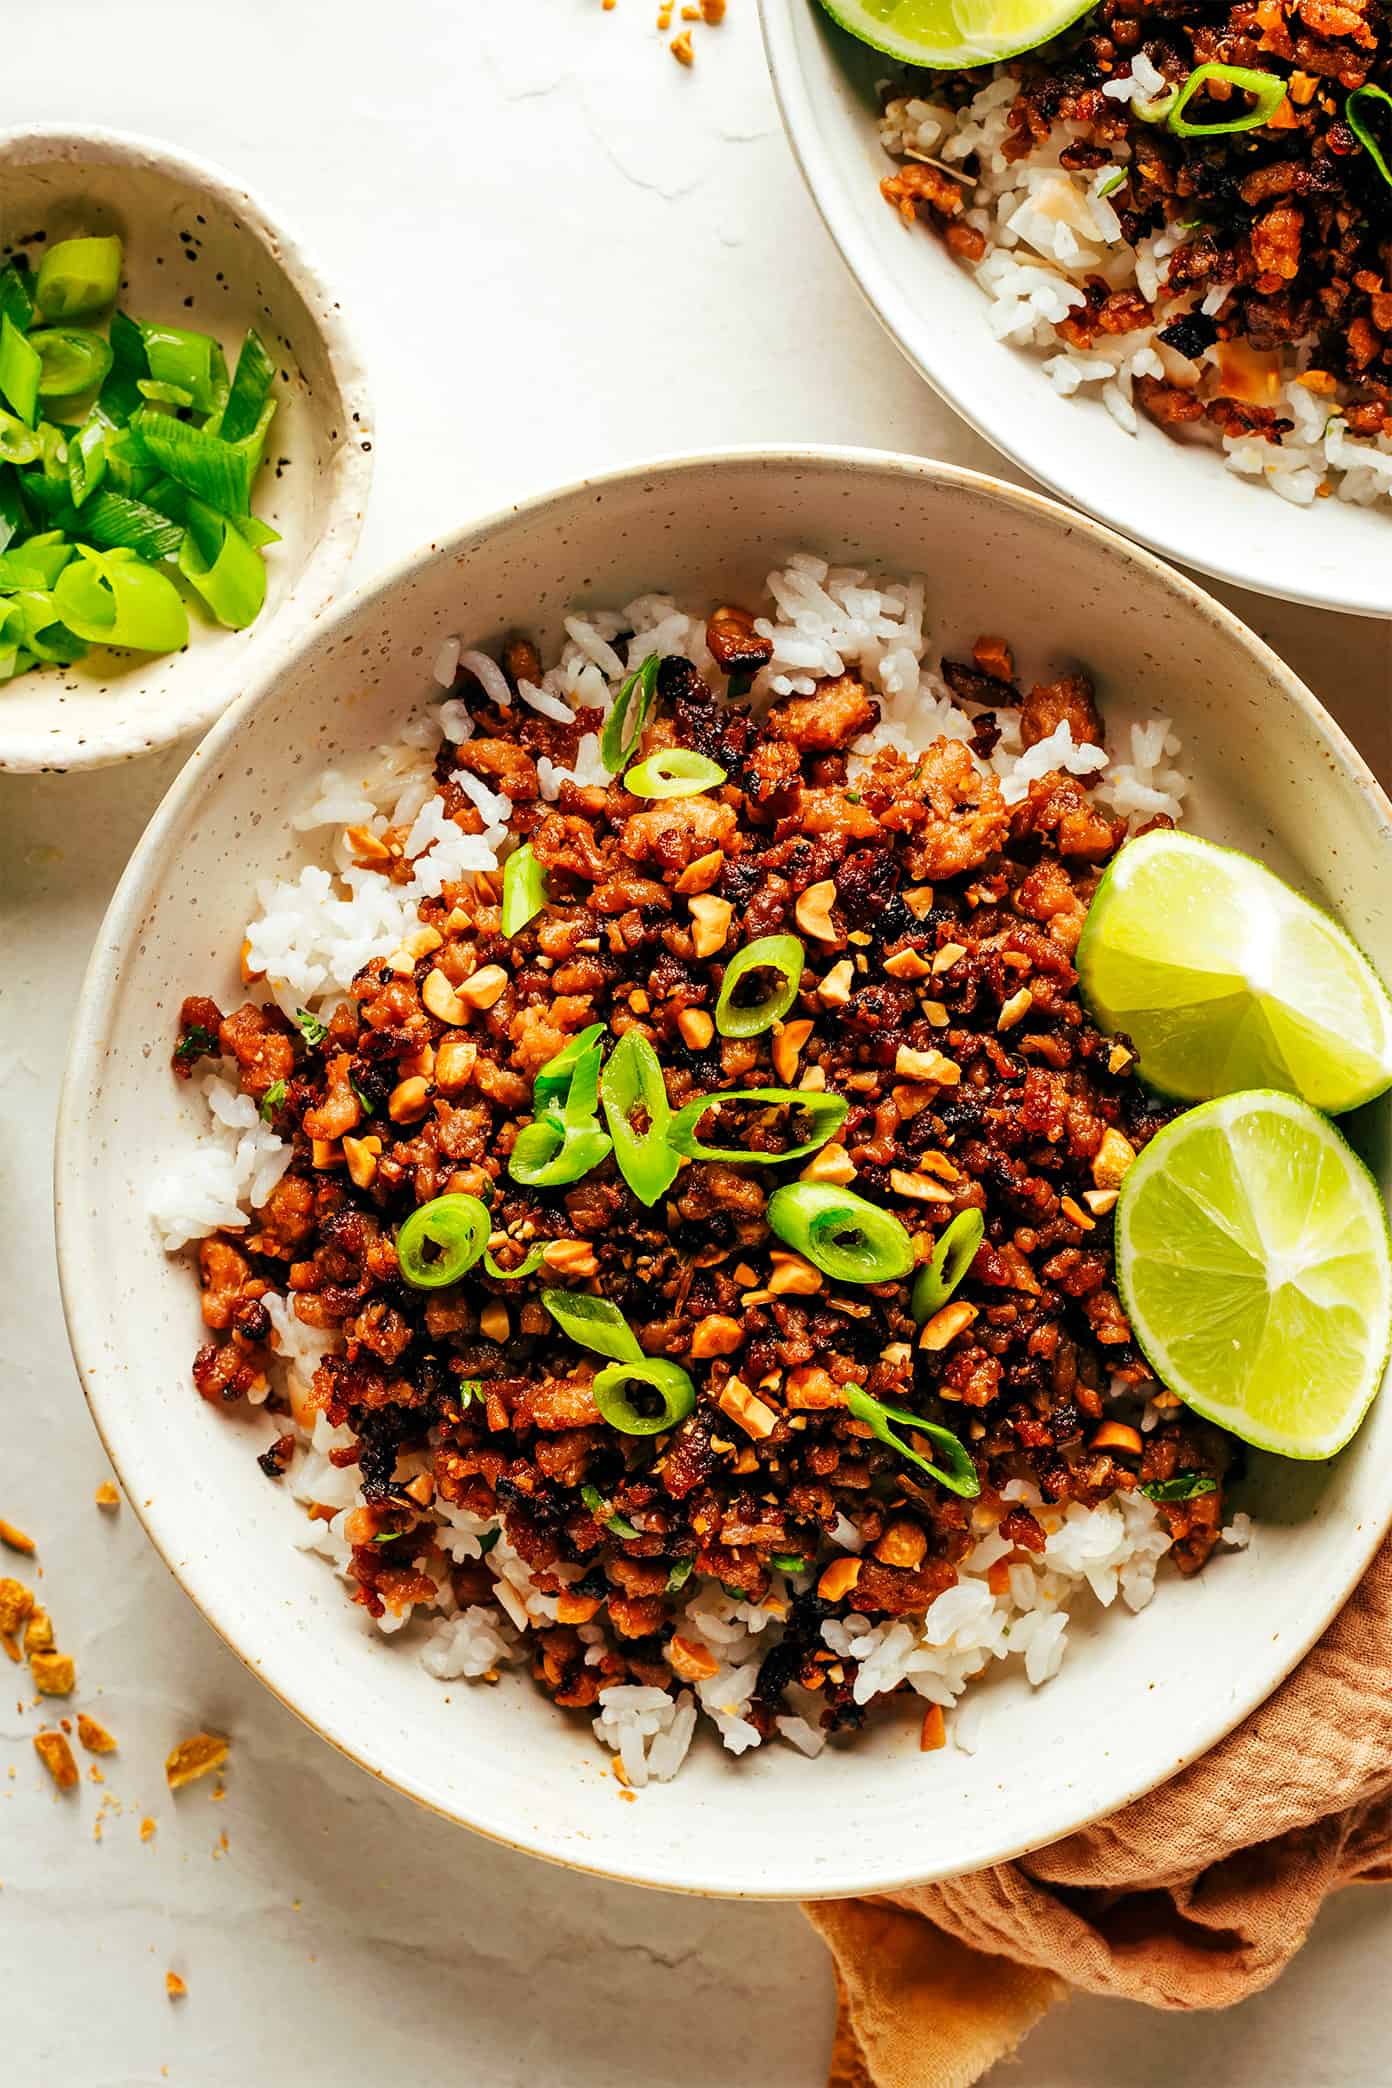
left=816, top=0, right=1097, bottom=68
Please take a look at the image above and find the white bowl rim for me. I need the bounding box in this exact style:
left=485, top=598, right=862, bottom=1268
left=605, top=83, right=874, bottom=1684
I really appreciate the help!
left=54, top=445, right=1392, bottom=1897
left=0, top=122, right=374, bottom=771
left=757, top=0, right=1392, bottom=623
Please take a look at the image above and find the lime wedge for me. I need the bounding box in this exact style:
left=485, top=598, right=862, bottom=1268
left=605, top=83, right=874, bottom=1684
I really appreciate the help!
left=1077, top=831, right=1392, bottom=1115
left=817, top=0, right=1095, bottom=67
left=1115, top=1091, right=1391, bottom=1459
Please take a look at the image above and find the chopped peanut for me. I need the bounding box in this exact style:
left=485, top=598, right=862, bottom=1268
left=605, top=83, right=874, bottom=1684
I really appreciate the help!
left=894, top=1044, right=961, bottom=1085
left=388, top=926, right=443, bottom=975
left=1106, top=1044, right=1133, bottom=1075
left=388, top=1076, right=431, bottom=1123
left=690, top=1313, right=744, bottom=1359
left=931, top=943, right=967, bottom=975
left=670, top=26, right=695, bottom=60
left=667, top=1634, right=720, bottom=1683
left=998, top=987, right=1033, bottom=1032
left=239, top=939, right=263, bottom=986
left=772, top=1017, right=814, bottom=1084
left=311, top=1139, right=344, bottom=1170
left=1084, top=1187, right=1119, bottom=1217
left=1059, top=1195, right=1095, bottom=1232
left=883, top=948, right=931, bottom=980
left=688, top=894, right=732, bottom=958
left=0, top=1577, right=33, bottom=1635
left=555, top=1593, right=603, bottom=1626
left=903, top=886, right=935, bottom=919
left=343, top=1135, right=383, bottom=1190
left=0, top=1519, right=35, bottom=1554
left=799, top=1143, right=856, bottom=1187
left=628, top=989, right=651, bottom=1014
left=24, top=1608, right=53, bottom=1653
left=166, top=1973, right=187, bottom=2001
left=404, top=1473, right=435, bottom=1508
left=794, top=879, right=839, bottom=943
left=1092, top=1421, right=1143, bottom=1455
left=541, top=1239, right=599, bottom=1280
left=34, top=1730, right=79, bottom=1790
left=458, top=964, right=508, bottom=1011
left=915, top=1150, right=960, bottom=1182
left=891, top=1083, right=934, bottom=1120
left=874, top=1518, right=927, bottom=1570
left=918, top=1300, right=979, bottom=1351
left=890, top=1168, right=953, bottom=1204
left=767, top=1251, right=822, bottom=1296
left=818, top=959, right=854, bottom=1007
left=423, top=968, right=469, bottom=1024
left=346, top=825, right=392, bottom=865
left=674, top=849, right=724, bottom=895
left=818, top=1556, right=863, bottom=1603
left=165, top=1732, right=230, bottom=1790
left=786, top=1365, right=848, bottom=1410
left=94, top=1482, right=120, bottom=1510
left=479, top=1301, right=510, bottom=1344
left=677, top=1007, right=715, bottom=1051
left=1092, top=1128, right=1137, bottom=1189
left=718, top=1378, right=778, bottom=1440
left=30, top=1650, right=75, bottom=1697
left=922, top=1000, right=949, bottom=1030
left=435, top=1033, right=479, bottom=1096
left=77, top=1713, right=118, bottom=1755
left=920, top=1704, right=947, bottom=1752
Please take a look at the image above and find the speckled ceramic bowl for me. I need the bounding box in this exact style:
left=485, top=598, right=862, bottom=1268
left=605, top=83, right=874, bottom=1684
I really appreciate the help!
left=0, top=127, right=372, bottom=772
left=56, top=450, right=1392, bottom=1898
left=759, top=0, right=1392, bottom=619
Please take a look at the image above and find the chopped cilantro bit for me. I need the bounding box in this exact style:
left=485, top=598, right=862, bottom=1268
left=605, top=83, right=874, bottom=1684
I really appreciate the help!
left=259, top=1079, right=287, bottom=1120
left=293, top=1007, right=327, bottom=1047
left=1140, top=1472, right=1217, bottom=1501
left=477, top=1527, right=501, bottom=1554
left=174, top=1024, right=217, bottom=1063
left=580, top=1483, right=640, bottom=1539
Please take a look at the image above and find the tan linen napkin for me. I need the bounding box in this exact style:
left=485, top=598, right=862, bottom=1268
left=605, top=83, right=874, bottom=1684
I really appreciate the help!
left=807, top=1538, right=1392, bottom=2088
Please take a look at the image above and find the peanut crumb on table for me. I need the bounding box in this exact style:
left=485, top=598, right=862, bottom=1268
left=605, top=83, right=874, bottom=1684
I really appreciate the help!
left=165, top=1972, right=187, bottom=2001
left=165, top=1732, right=229, bottom=1789
left=0, top=1520, right=35, bottom=1556
left=77, top=1712, right=118, bottom=1754
left=34, top=1730, right=79, bottom=1790
left=94, top=1482, right=120, bottom=1510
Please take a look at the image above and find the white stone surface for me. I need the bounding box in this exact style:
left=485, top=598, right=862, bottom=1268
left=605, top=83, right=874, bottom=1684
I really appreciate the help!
left=0, top=3, right=1388, bottom=2082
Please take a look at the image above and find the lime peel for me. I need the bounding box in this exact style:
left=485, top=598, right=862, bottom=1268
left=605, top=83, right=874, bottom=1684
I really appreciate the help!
left=816, top=0, right=1097, bottom=69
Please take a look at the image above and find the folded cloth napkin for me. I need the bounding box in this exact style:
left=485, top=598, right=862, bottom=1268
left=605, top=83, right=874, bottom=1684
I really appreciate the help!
left=807, top=1538, right=1392, bottom=2088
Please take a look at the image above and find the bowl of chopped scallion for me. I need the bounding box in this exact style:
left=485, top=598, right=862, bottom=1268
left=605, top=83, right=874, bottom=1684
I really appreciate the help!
left=0, top=128, right=373, bottom=771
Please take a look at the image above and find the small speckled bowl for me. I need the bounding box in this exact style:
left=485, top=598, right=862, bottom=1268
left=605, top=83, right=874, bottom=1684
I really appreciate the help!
left=56, top=451, right=1392, bottom=1898
left=0, top=127, right=373, bottom=772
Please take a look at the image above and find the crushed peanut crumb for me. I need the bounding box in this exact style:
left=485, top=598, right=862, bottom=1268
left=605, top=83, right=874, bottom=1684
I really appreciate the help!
left=77, top=1713, right=118, bottom=1755
left=166, top=1972, right=187, bottom=2001
left=0, top=1520, right=35, bottom=1555
left=34, top=1730, right=79, bottom=1791
left=165, top=1732, right=229, bottom=1790
left=94, top=1482, right=121, bottom=1510
left=30, top=1650, right=76, bottom=1698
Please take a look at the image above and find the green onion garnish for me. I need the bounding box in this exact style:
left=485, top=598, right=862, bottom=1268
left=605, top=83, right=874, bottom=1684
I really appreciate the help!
left=599, top=652, right=659, bottom=773
left=845, top=1389, right=980, bottom=1498
left=395, top=1193, right=491, bottom=1289
left=501, top=841, right=549, bottom=936
left=0, top=534, right=73, bottom=589
left=100, top=308, right=148, bottom=425
left=715, top=934, right=805, bottom=1039
left=481, top=1242, right=547, bottom=1282
left=293, top=1008, right=328, bottom=1047
left=1139, top=1473, right=1218, bottom=1501
left=623, top=747, right=727, bottom=799
left=667, top=1086, right=847, bottom=1166
left=532, top=1023, right=606, bottom=1116
left=259, top=1079, right=287, bottom=1121
left=770, top=1553, right=809, bottom=1575
left=0, top=265, right=35, bottom=335
left=173, top=1023, right=218, bottom=1064
left=140, top=322, right=221, bottom=416
left=593, top=1357, right=696, bottom=1436
left=767, top=1181, right=916, bottom=1285
left=30, top=327, right=113, bottom=400
left=0, top=316, right=40, bottom=427
left=35, top=237, right=122, bottom=322
left=0, top=411, right=41, bottom=468
left=665, top=1557, right=696, bottom=1593
left=131, top=405, right=269, bottom=516
left=1346, top=85, right=1392, bottom=189
left=177, top=496, right=266, bottom=630
left=219, top=328, right=275, bottom=444
left=52, top=547, right=187, bottom=653
left=579, top=1484, right=640, bottom=1539
left=599, top=1029, right=681, bottom=1207
left=1167, top=63, right=1286, bottom=136
left=541, top=1288, right=644, bottom=1364
left=67, top=414, right=109, bottom=508
left=508, top=1115, right=613, bottom=1188
left=911, top=1208, right=985, bottom=1323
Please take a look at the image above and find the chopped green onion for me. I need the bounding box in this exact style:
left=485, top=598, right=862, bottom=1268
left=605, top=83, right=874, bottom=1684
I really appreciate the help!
left=395, top=1193, right=491, bottom=1289
left=477, top=1524, right=501, bottom=1552
left=667, top=1086, right=848, bottom=1166
left=220, top=328, right=275, bottom=444
left=665, top=1556, right=696, bottom=1594
left=67, top=414, right=109, bottom=508
left=508, top=1115, right=613, bottom=1188
left=533, top=1023, right=606, bottom=1117
left=0, top=411, right=41, bottom=468
left=173, top=1023, right=218, bottom=1064
left=767, top=1181, right=916, bottom=1285
left=1167, top=63, right=1286, bottom=136
left=36, top=486, right=185, bottom=559
left=99, top=310, right=148, bottom=425
left=481, top=1242, right=547, bottom=1282
left=845, top=1389, right=980, bottom=1498
left=599, top=1029, right=681, bottom=1206
left=0, top=317, right=40, bottom=427
left=623, top=747, right=727, bottom=799
left=4, top=588, right=84, bottom=664
left=1346, top=85, right=1392, bottom=189
left=1133, top=86, right=1178, bottom=123
left=540, top=1288, right=644, bottom=1363
left=52, top=548, right=187, bottom=652
left=911, top=1208, right=985, bottom=1323
left=1139, top=1473, right=1218, bottom=1501
left=770, top=1553, right=810, bottom=1575
left=599, top=653, right=658, bottom=773
left=501, top=841, right=549, bottom=936
left=593, top=1357, right=696, bottom=1436
left=131, top=401, right=272, bottom=515
left=458, top=1378, right=484, bottom=1407
left=579, top=1484, right=640, bottom=1539
left=140, top=323, right=222, bottom=415
left=177, top=497, right=266, bottom=630
left=259, top=1079, right=287, bottom=1121
left=0, top=534, right=73, bottom=590
left=137, top=379, right=195, bottom=408
left=30, top=328, right=113, bottom=400
left=1097, top=170, right=1126, bottom=198
left=0, top=265, right=35, bottom=334
left=292, top=1008, right=327, bottom=1047
left=714, top=934, right=804, bottom=1039
left=0, top=466, right=25, bottom=554
left=35, top=236, right=122, bottom=321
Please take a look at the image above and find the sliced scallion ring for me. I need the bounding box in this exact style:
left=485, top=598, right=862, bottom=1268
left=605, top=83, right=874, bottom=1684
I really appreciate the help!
left=395, top=1193, right=491, bottom=1289
left=845, top=1389, right=980, bottom=1498
left=35, top=236, right=122, bottom=322
left=667, top=1086, right=847, bottom=1165
left=600, top=1029, right=681, bottom=1206
left=593, top=1357, right=696, bottom=1436
left=508, top=1115, right=612, bottom=1188
left=624, top=747, right=727, bottom=799
left=714, top=934, right=804, bottom=1039
left=1346, top=84, right=1392, bottom=189
left=52, top=546, right=187, bottom=652
left=1167, top=63, right=1286, bottom=136
left=481, top=1242, right=547, bottom=1282
left=501, top=841, right=549, bottom=936
left=599, top=652, right=659, bottom=773
left=541, top=1288, right=644, bottom=1363
left=768, top=1181, right=916, bottom=1285
left=911, top=1208, right=985, bottom=1323
left=0, top=316, right=40, bottom=427
left=30, top=327, right=114, bottom=399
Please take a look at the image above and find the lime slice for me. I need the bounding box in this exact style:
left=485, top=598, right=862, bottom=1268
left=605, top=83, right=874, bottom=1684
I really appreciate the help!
left=817, top=0, right=1095, bottom=67
left=1077, top=830, right=1392, bottom=1115
left=1115, top=1091, right=1391, bottom=1459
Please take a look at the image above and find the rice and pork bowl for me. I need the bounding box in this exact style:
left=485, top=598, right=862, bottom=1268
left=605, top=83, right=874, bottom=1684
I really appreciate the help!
left=151, top=556, right=1265, bottom=1790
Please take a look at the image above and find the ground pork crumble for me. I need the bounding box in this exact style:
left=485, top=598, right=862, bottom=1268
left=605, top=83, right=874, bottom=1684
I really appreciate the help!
left=171, top=624, right=1238, bottom=1753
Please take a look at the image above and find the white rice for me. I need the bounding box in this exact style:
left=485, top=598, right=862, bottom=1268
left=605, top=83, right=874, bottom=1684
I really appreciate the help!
left=151, top=553, right=1226, bottom=1781
left=880, top=79, right=1392, bottom=510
